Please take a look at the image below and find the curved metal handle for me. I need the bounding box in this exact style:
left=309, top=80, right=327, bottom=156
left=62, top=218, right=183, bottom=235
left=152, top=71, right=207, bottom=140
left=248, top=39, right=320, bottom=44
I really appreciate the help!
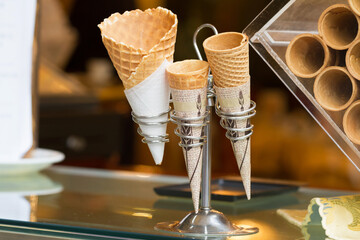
left=193, top=24, right=218, bottom=60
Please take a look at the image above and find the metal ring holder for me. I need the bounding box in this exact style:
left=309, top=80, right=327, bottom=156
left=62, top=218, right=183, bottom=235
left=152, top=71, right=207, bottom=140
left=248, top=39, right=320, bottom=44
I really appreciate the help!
left=170, top=110, right=209, bottom=148
left=131, top=109, right=170, bottom=144
left=216, top=100, right=257, bottom=142
left=154, top=24, right=259, bottom=236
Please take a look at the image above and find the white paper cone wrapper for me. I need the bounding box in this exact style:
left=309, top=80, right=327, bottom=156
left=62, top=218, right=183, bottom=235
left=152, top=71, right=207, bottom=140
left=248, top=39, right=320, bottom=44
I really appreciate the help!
left=171, top=87, right=207, bottom=212
left=125, top=60, right=171, bottom=165
left=215, top=80, right=251, bottom=199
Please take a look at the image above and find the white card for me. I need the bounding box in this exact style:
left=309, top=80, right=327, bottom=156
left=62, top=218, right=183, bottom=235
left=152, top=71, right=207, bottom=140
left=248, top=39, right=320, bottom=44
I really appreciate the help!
left=0, top=0, right=36, bottom=160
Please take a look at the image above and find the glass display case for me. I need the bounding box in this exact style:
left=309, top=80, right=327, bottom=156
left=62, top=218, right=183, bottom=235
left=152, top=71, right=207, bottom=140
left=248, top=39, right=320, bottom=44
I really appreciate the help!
left=244, top=0, right=360, bottom=171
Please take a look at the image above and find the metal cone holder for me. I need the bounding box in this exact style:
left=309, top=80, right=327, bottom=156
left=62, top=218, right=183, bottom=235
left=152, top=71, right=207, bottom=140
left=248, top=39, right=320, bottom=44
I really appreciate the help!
left=132, top=24, right=259, bottom=236
left=215, top=100, right=256, bottom=143
left=131, top=109, right=170, bottom=144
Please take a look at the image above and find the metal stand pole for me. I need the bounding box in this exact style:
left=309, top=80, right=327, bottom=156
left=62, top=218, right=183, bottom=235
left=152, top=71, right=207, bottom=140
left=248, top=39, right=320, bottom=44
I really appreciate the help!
left=200, top=93, right=213, bottom=210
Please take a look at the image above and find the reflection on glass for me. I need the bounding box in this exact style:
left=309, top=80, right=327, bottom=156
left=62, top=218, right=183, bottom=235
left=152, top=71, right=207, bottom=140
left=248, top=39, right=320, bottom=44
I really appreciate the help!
left=0, top=195, right=30, bottom=221
left=0, top=173, right=62, bottom=222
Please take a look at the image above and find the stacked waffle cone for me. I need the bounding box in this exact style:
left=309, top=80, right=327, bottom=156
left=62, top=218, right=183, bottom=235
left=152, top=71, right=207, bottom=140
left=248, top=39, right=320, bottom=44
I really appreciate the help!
left=166, top=60, right=209, bottom=212
left=285, top=3, right=360, bottom=146
left=98, top=7, right=178, bottom=165
left=204, top=32, right=252, bottom=199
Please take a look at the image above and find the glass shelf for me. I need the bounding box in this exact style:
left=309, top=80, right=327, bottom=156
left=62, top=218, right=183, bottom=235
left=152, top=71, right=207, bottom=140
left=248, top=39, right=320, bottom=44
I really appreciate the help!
left=0, top=166, right=355, bottom=239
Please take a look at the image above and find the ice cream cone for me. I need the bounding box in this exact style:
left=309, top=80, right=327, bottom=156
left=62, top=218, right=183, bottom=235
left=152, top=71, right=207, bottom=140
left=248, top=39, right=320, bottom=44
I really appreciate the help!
left=166, top=60, right=209, bottom=212
left=214, top=80, right=251, bottom=200
left=204, top=32, right=252, bottom=199
left=349, top=0, right=360, bottom=17
left=314, top=66, right=358, bottom=111
left=203, top=32, right=249, bottom=87
left=318, top=4, right=360, bottom=50
left=286, top=34, right=338, bottom=78
left=346, top=39, right=360, bottom=80
left=343, top=100, right=360, bottom=145
left=98, top=7, right=178, bottom=165
left=98, top=7, right=177, bottom=88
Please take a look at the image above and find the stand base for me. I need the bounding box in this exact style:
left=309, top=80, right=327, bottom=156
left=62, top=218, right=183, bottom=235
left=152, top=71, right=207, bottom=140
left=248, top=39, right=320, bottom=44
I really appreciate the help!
left=155, top=208, right=258, bottom=237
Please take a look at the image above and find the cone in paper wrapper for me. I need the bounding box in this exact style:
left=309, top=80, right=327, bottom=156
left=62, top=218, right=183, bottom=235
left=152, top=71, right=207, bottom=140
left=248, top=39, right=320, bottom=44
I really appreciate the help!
left=203, top=32, right=249, bottom=87
left=204, top=32, right=252, bottom=199
left=215, top=81, right=252, bottom=200
left=124, top=60, right=171, bottom=165
left=166, top=60, right=209, bottom=212
left=98, top=7, right=178, bottom=165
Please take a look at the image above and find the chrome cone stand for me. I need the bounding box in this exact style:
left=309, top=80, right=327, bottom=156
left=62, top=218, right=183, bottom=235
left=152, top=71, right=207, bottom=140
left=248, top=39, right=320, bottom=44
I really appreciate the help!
left=133, top=24, right=258, bottom=236
left=155, top=24, right=259, bottom=236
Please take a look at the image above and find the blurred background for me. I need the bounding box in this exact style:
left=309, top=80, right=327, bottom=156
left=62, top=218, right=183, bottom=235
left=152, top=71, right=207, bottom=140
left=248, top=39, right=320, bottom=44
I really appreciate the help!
left=37, top=0, right=360, bottom=190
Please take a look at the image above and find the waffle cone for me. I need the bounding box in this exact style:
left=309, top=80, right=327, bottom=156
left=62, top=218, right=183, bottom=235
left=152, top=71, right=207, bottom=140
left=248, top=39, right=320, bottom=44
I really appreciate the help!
left=167, top=61, right=208, bottom=212
left=214, top=80, right=252, bottom=199
left=343, top=100, right=360, bottom=145
left=314, top=66, right=358, bottom=111
left=203, top=32, right=249, bottom=88
left=318, top=4, right=360, bottom=50
left=166, top=60, right=209, bottom=90
left=285, top=34, right=339, bottom=78
left=349, top=0, right=360, bottom=16
left=98, top=7, right=177, bottom=89
left=171, top=87, right=207, bottom=212
left=346, top=40, right=360, bottom=80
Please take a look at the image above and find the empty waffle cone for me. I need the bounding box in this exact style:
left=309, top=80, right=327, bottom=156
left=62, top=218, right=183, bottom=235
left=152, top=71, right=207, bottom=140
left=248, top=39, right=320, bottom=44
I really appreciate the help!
left=166, top=60, right=209, bottom=212
left=98, top=7, right=177, bottom=89
left=318, top=4, right=360, bottom=50
left=98, top=7, right=178, bottom=165
left=167, top=60, right=209, bottom=90
left=214, top=80, right=252, bottom=200
left=286, top=34, right=339, bottom=78
left=349, top=0, right=360, bottom=17
left=314, top=66, right=358, bottom=111
left=343, top=100, right=360, bottom=145
left=203, top=32, right=249, bottom=88
left=346, top=39, right=360, bottom=80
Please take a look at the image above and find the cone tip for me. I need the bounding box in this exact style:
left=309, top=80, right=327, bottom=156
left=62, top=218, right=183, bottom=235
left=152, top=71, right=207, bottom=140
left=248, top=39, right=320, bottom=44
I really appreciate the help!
left=148, top=143, right=165, bottom=165
left=242, top=177, right=251, bottom=200
left=245, top=191, right=251, bottom=200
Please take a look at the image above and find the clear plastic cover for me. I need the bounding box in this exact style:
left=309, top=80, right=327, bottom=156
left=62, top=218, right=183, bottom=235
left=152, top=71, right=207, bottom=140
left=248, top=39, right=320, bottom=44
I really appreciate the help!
left=244, top=0, right=360, bottom=171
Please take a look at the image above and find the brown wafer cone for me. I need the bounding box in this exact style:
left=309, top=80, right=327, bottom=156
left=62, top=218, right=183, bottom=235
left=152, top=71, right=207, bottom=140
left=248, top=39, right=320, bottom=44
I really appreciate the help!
left=204, top=32, right=252, bottom=199
left=203, top=32, right=249, bottom=87
left=98, top=7, right=177, bottom=89
left=166, top=60, right=209, bottom=212
left=349, top=0, right=360, bottom=17
left=286, top=34, right=338, bottom=78
left=346, top=39, right=360, bottom=80
left=343, top=100, right=360, bottom=145
left=314, top=66, right=358, bottom=111
left=318, top=4, right=360, bottom=50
